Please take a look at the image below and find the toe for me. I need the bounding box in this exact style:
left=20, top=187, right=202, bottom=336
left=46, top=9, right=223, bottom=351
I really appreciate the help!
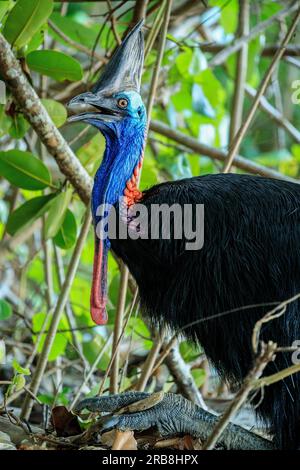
left=74, top=392, right=151, bottom=414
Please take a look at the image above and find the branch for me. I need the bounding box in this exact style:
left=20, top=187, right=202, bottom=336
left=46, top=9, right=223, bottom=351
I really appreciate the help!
left=164, top=339, right=207, bottom=410
left=202, top=342, right=277, bottom=450
left=20, top=209, right=92, bottom=421
left=0, top=33, right=92, bottom=204
left=199, top=44, right=300, bottom=57
left=209, top=1, right=299, bottom=68
left=245, top=84, right=300, bottom=144
left=229, top=0, right=249, bottom=142
left=223, top=6, right=300, bottom=172
left=150, top=120, right=299, bottom=183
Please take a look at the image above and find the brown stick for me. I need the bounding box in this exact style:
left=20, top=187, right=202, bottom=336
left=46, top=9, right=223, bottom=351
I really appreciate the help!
left=202, top=341, right=277, bottom=450
left=223, top=6, right=300, bottom=172
left=150, top=120, right=298, bottom=183
left=229, top=0, right=249, bottom=143
left=0, top=33, right=92, bottom=204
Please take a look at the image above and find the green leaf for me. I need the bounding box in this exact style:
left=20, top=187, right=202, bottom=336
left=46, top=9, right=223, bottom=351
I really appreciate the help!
left=7, top=194, right=56, bottom=236
left=49, top=12, right=99, bottom=50
left=3, top=0, right=53, bottom=49
left=0, top=300, right=12, bottom=320
left=8, top=114, right=30, bottom=139
left=12, top=358, right=30, bottom=375
left=0, top=340, right=6, bottom=364
left=26, top=50, right=83, bottom=81
left=0, top=1, right=10, bottom=22
left=53, top=209, right=77, bottom=249
left=41, top=99, right=67, bottom=127
left=0, top=150, right=52, bottom=190
left=13, top=374, right=26, bottom=392
left=32, top=312, right=68, bottom=361
left=45, top=189, right=72, bottom=239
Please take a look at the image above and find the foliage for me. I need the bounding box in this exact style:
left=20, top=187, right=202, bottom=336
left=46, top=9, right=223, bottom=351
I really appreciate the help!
left=0, top=0, right=299, bottom=425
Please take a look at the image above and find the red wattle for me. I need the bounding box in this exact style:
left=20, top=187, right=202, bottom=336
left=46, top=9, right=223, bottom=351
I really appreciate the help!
left=90, top=237, right=108, bottom=325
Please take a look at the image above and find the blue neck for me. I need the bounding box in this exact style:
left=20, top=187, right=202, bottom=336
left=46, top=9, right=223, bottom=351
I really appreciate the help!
left=91, top=119, right=146, bottom=223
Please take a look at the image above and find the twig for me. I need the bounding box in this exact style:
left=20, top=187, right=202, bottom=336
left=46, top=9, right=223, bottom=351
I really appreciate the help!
left=0, top=33, right=92, bottom=204
left=69, top=332, right=113, bottom=410
left=229, top=0, right=249, bottom=143
left=48, top=19, right=103, bottom=60
left=20, top=209, right=92, bottom=420
left=209, top=2, right=299, bottom=68
left=150, top=120, right=299, bottom=183
left=53, top=244, right=87, bottom=368
left=252, top=292, right=300, bottom=354
left=223, top=6, right=300, bottom=172
left=110, top=264, right=129, bottom=393
left=202, top=341, right=277, bottom=450
left=164, top=339, right=207, bottom=410
left=146, top=0, right=173, bottom=123
left=136, top=329, right=165, bottom=391
left=245, top=84, right=300, bottom=144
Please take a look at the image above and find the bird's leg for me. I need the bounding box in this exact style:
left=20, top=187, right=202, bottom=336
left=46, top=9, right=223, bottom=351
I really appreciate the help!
left=74, top=392, right=275, bottom=450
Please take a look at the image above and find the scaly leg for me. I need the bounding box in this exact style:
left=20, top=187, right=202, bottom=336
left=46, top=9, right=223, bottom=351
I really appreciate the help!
left=75, top=392, right=275, bottom=450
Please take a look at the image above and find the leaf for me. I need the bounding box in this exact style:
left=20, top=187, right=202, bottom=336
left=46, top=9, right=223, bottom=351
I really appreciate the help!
left=12, top=358, right=30, bottom=375
left=0, top=150, right=52, bottom=190
left=45, top=189, right=73, bottom=239
left=192, top=83, right=216, bottom=118
left=0, top=1, right=10, bottom=22
left=0, top=299, right=12, bottom=320
left=26, top=50, right=83, bottom=81
left=112, top=430, right=137, bottom=451
left=51, top=406, right=82, bottom=437
left=49, top=12, right=99, bottom=49
left=7, top=193, right=56, bottom=236
left=14, top=375, right=26, bottom=391
left=32, top=312, right=68, bottom=361
left=53, top=209, right=77, bottom=249
left=8, top=114, right=30, bottom=139
left=41, top=99, right=67, bottom=128
left=0, top=340, right=6, bottom=364
left=3, top=0, right=53, bottom=49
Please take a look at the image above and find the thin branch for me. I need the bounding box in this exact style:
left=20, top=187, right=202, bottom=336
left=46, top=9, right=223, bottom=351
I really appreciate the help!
left=209, top=2, right=299, bottom=68
left=146, top=0, right=173, bottom=123
left=0, top=33, right=92, bottom=204
left=202, top=341, right=277, bottom=450
left=164, top=339, right=207, bottom=410
left=136, top=329, right=165, bottom=391
left=110, top=264, right=129, bottom=393
left=229, top=0, right=249, bottom=143
left=223, top=6, right=300, bottom=172
left=20, top=209, right=92, bottom=421
left=245, top=84, right=300, bottom=144
left=48, top=19, right=103, bottom=60
left=150, top=120, right=299, bottom=183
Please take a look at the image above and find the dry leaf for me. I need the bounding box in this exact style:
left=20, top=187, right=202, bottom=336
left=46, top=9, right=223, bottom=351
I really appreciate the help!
left=51, top=406, right=82, bottom=437
left=112, top=430, right=137, bottom=450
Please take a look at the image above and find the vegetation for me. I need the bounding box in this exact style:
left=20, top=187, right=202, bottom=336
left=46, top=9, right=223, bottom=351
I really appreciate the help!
left=0, top=0, right=299, bottom=450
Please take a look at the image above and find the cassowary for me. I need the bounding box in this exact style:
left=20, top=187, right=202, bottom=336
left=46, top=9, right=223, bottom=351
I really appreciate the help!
left=69, top=22, right=300, bottom=449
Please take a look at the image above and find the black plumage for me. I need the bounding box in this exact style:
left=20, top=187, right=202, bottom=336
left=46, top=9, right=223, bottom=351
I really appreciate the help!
left=111, top=173, right=300, bottom=449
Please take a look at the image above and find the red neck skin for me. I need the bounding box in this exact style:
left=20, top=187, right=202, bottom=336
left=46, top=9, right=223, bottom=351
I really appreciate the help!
left=90, top=155, right=144, bottom=325
left=90, top=237, right=109, bottom=325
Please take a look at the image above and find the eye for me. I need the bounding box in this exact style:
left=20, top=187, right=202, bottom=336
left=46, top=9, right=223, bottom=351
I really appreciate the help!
left=117, top=98, right=128, bottom=109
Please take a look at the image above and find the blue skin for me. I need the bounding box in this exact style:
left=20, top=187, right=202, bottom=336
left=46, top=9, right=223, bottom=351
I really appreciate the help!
left=87, top=91, right=147, bottom=248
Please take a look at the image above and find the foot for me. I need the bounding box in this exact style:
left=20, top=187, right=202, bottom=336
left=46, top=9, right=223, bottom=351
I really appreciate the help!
left=74, top=391, right=275, bottom=449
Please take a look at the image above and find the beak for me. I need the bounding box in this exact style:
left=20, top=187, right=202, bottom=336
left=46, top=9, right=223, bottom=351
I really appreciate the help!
left=67, top=20, right=144, bottom=123
left=67, top=91, right=122, bottom=123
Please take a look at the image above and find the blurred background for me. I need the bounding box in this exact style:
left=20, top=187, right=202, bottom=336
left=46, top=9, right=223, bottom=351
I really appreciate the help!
left=0, top=0, right=299, bottom=436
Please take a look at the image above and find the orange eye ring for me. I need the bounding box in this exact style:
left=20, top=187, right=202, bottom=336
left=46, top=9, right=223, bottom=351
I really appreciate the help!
left=117, top=98, right=128, bottom=109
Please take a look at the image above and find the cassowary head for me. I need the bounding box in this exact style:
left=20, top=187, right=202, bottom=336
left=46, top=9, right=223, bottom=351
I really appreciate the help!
left=68, top=20, right=146, bottom=141
left=68, top=21, right=146, bottom=325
